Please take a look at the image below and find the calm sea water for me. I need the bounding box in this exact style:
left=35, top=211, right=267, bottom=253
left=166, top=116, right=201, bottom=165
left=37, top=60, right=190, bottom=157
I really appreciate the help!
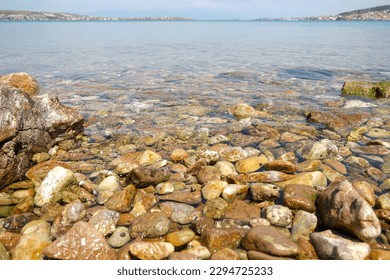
left=0, top=21, right=389, bottom=135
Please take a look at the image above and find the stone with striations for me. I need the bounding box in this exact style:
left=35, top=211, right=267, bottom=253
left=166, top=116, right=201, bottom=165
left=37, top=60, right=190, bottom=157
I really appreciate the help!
left=130, top=190, right=159, bottom=217
left=276, top=171, right=327, bottom=188
left=165, top=229, right=195, bottom=247
left=129, top=242, right=174, bottom=260
left=310, top=230, right=370, bottom=260
left=264, top=160, right=297, bottom=174
left=317, top=180, right=381, bottom=242
left=43, top=221, right=117, bottom=260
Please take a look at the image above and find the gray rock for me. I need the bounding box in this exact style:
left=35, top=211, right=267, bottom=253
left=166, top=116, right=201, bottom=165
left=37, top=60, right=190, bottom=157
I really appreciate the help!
left=108, top=227, right=131, bottom=248
left=0, top=84, right=83, bottom=189
left=160, top=201, right=196, bottom=224
left=317, top=180, right=381, bottom=242
left=310, top=230, right=370, bottom=260
left=263, top=205, right=293, bottom=227
left=300, top=139, right=339, bottom=160
left=291, top=210, right=317, bottom=241
left=130, top=166, right=170, bottom=187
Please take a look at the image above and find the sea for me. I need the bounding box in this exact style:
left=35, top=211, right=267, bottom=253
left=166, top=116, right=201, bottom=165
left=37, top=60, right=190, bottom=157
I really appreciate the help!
left=0, top=20, right=389, bottom=137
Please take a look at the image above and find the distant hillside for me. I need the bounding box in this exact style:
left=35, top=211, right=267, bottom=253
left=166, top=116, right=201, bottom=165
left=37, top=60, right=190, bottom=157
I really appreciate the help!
left=0, top=10, right=191, bottom=21
left=339, top=5, right=390, bottom=16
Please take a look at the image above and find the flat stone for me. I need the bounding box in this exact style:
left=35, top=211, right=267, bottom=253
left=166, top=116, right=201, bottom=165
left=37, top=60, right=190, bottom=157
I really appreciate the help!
left=130, top=190, right=159, bottom=217
left=0, top=193, right=13, bottom=206
left=222, top=184, right=249, bottom=202
left=229, top=103, right=270, bottom=120
left=264, top=160, right=297, bottom=174
left=138, top=150, right=162, bottom=166
left=158, top=189, right=201, bottom=205
left=196, top=166, right=222, bottom=184
left=43, top=221, right=117, bottom=260
left=242, top=225, right=299, bottom=257
left=317, top=180, right=381, bottom=242
left=214, top=161, right=238, bottom=176
left=130, top=166, right=170, bottom=187
left=283, top=184, right=318, bottom=212
left=34, top=166, right=76, bottom=207
left=231, top=171, right=294, bottom=184
left=250, top=183, right=280, bottom=202
left=129, top=241, right=174, bottom=260
left=310, top=230, right=370, bottom=260
left=223, top=200, right=261, bottom=222
left=296, top=160, right=322, bottom=172
left=130, top=212, right=170, bottom=238
left=0, top=72, right=39, bottom=95
left=341, top=81, right=390, bottom=99
left=276, top=171, right=327, bottom=188
left=155, top=182, right=175, bottom=195
left=170, top=149, right=190, bottom=162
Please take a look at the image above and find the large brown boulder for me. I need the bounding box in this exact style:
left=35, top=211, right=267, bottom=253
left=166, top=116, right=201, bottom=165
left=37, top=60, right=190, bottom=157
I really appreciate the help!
left=0, top=80, right=83, bottom=189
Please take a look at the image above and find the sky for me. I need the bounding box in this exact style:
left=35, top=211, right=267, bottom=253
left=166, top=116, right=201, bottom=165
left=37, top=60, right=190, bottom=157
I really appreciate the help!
left=0, top=0, right=388, bottom=19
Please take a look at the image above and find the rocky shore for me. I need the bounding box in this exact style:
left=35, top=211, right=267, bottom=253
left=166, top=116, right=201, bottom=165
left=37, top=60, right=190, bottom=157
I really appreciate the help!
left=0, top=73, right=390, bottom=260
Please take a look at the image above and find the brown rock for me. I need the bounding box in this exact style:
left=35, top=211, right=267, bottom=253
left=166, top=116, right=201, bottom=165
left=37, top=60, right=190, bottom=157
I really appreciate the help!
left=264, top=160, right=297, bottom=174
left=369, top=249, right=390, bottom=260
left=250, top=183, right=280, bottom=202
left=276, top=171, right=327, bottom=188
left=283, top=184, right=318, bottom=212
left=129, top=241, right=174, bottom=260
left=105, top=185, right=136, bottom=212
left=25, top=160, right=73, bottom=188
left=210, top=248, right=240, bottom=260
left=307, top=110, right=370, bottom=131
left=0, top=231, right=21, bottom=251
left=235, top=155, right=268, bottom=173
left=43, top=221, right=117, bottom=260
left=202, top=197, right=228, bottom=219
left=231, top=171, right=293, bottom=184
left=158, top=189, right=201, bottom=205
left=13, top=232, right=51, bottom=260
left=223, top=200, right=261, bottom=222
left=296, top=236, right=318, bottom=260
left=196, top=166, right=222, bottom=184
left=165, top=229, right=195, bottom=247
left=130, top=212, right=170, bottom=238
left=169, top=252, right=198, bottom=260
left=117, top=213, right=135, bottom=226
left=170, top=149, right=190, bottom=162
left=242, top=225, right=299, bottom=257
left=0, top=72, right=39, bottom=95
left=2, top=213, right=38, bottom=231
left=317, top=180, right=381, bottom=242
left=323, top=159, right=347, bottom=175
left=203, top=227, right=246, bottom=252
left=130, top=190, right=159, bottom=217
left=130, top=166, right=170, bottom=187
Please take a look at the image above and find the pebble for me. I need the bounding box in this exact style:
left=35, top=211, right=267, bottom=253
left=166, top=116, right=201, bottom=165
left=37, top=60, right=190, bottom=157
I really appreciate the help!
left=0, top=243, right=10, bottom=260
left=219, top=146, right=250, bottom=162
left=310, top=230, right=370, bottom=260
left=317, top=180, right=381, bottom=242
left=352, top=181, right=376, bottom=206
left=43, top=221, right=117, bottom=260
left=376, top=192, right=390, bottom=210
left=276, top=171, right=327, bottom=188
left=264, top=160, right=297, bottom=174
left=300, top=139, right=339, bottom=160
left=203, top=198, right=229, bottom=219
left=202, top=180, right=228, bottom=200
left=128, top=241, right=174, bottom=260
left=247, top=250, right=294, bottom=260
left=130, top=212, right=170, bottom=238
left=105, top=185, right=136, bottom=212
left=296, top=160, right=322, bottom=172
left=170, top=149, right=190, bottom=162
left=370, top=249, right=390, bottom=260
left=184, top=245, right=211, bottom=260
left=222, top=184, right=249, bottom=202
left=0, top=193, right=13, bottom=206
left=61, top=201, right=85, bottom=224
left=160, top=202, right=196, bottom=224
left=196, top=166, right=222, bottom=184
left=214, top=161, right=238, bottom=176
left=130, top=166, right=170, bottom=187
left=283, top=184, right=318, bottom=212
left=241, top=225, right=299, bottom=257
left=11, top=189, right=36, bottom=204
left=138, top=150, right=162, bottom=166
left=250, top=183, right=280, bottom=202
left=235, top=155, right=268, bottom=173
left=130, top=190, right=159, bottom=217
left=158, top=189, right=201, bottom=205
left=295, top=236, right=318, bottom=260
left=88, top=209, right=119, bottom=236
left=229, top=103, right=270, bottom=120
left=13, top=232, right=52, bottom=260
left=108, top=226, right=131, bottom=248
left=210, top=248, right=240, bottom=260
left=169, top=252, right=198, bottom=260
left=155, top=182, right=175, bottom=195
left=223, top=200, right=261, bottom=222
left=364, top=167, right=387, bottom=182
left=34, top=166, right=77, bottom=207
left=291, top=210, right=317, bottom=241
left=165, top=229, right=195, bottom=247
left=263, top=205, right=293, bottom=228
left=96, top=175, right=121, bottom=204
left=366, top=128, right=390, bottom=138
left=203, top=227, right=247, bottom=252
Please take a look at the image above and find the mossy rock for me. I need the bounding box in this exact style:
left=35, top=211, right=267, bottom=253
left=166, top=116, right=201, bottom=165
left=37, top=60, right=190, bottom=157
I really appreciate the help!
left=341, top=81, right=390, bottom=99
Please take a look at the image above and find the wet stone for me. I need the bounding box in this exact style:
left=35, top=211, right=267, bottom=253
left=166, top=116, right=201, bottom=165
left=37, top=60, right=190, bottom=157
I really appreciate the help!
left=352, top=181, right=376, bottom=206
left=247, top=250, right=294, bottom=260
left=235, top=155, right=268, bottom=173
left=296, top=236, right=319, bottom=260
left=169, top=252, right=198, bottom=260
left=300, top=139, right=339, bottom=160
left=108, top=227, right=131, bottom=248
left=376, top=192, right=390, bottom=210
left=222, top=184, right=249, bottom=202
left=170, top=149, right=190, bottom=162
left=370, top=249, right=390, bottom=260
left=214, top=161, right=238, bottom=176
left=203, top=198, right=229, bottom=219
left=202, top=180, right=227, bottom=200
left=130, top=212, right=170, bottom=238
left=283, top=184, right=318, bottom=212
left=364, top=167, right=387, bottom=183
left=88, top=209, right=119, bottom=236
left=130, top=190, right=159, bottom=217
left=263, top=205, right=293, bottom=228
left=158, top=189, right=201, bottom=205
left=264, top=160, right=297, bottom=174
left=130, top=166, right=170, bottom=187
left=129, top=241, right=174, bottom=260
left=310, top=230, right=370, bottom=260
left=196, top=166, right=222, bottom=184
left=0, top=243, right=10, bottom=260
left=13, top=232, right=52, bottom=260
left=291, top=210, right=318, bottom=241
left=203, top=227, right=247, bottom=252
left=0, top=193, right=13, bottom=206
left=184, top=245, right=211, bottom=260
left=2, top=213, right=38, bottom=231
left=105, top=185, right=136, bottom=212
left=250, top=183, right=280, bottom=202
left=138, top=150, right=162, bottom=166
left=241, top=225, right=299, bottom=257
left=276, top=171, right=327, bottom=188
left=296, top=160, right=322, bottom=172
left=96, top=175, right=121, bottom=204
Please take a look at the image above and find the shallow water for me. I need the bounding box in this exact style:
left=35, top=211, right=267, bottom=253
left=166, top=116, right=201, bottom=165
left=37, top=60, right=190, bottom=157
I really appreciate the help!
left=0, top=21, right=389, bottom=137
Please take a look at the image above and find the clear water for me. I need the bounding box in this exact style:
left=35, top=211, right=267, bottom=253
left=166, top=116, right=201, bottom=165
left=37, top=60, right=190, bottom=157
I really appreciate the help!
left=1, top=21, right=389, bottom=136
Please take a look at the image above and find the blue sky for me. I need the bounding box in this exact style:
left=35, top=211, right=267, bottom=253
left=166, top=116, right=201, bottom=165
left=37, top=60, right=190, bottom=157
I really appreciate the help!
left=0, top=0, right=388, bottom=19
